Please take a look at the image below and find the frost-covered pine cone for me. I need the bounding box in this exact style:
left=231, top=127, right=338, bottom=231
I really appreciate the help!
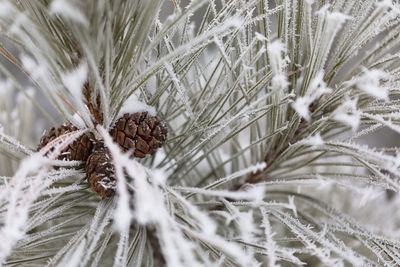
left=109, top=112, right=167, bottom=158
left=85, top=143, right=116, bottom=198
left=83, top=82, right=103, bottom=125
left=37, top=122, right=95, bottom=161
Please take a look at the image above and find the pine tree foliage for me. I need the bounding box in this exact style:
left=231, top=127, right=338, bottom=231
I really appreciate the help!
left=0, top=0, right=400, bottom=266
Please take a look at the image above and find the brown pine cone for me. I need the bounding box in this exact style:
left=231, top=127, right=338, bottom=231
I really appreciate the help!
left=37, top=122, right=95, bottom=161
left=83, top=82, right=103, bottom=125
left=85, top=143, right=116, bottom=198
left=109, top=112, right=168, bottom=158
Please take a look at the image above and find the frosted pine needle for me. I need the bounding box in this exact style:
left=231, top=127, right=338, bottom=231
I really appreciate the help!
left=0, top=0, right=400, bottom=266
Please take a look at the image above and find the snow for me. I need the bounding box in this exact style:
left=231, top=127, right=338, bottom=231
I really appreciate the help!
left=356, top=68, right=389, bottom=101
left=268, top=41, right=286, bottom=75
left=301, top=134, right=324, bottom=147
left=117, top=94, right=156, bottom=119
left=20, top=54, right=47, bottom=80
left=332, top=98, right=360, bottom=131
left=292, top=97, right=311, bottom=121
left=316, top=5, right=350, bottom=24
left=61, top=63, right=88, bottom=102
left=292, top=72, right=332, bottom=121
left=50, top=0, right=88, bottom=25
left=98, top=126, right=132, bottom=232
left=268, top=41, right=290, bottom=90
left=0, top=153, right=51, bottom=262
left=255, top=32, right=267, bottom=41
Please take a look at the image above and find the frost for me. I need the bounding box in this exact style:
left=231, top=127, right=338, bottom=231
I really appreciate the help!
left=301, top=134, right=324, bottom=147
left=355, top=68, right=390, bottom=101
left=292, top=72, right=332, bottom=121
left=357, top=186, right=383, bottom=208
left=61, top=63, right=88, bottom=102
left=99, top=126, right=132, bottom=232
left=268, top=41, right=288, bottom=83
left=20, top=54, right=47, bottom=80
left=71, top=113, right=86, bottom=129
left=255, top=32, right=267, bottom=41
left=316, top=5, right=350, bottom=24
left=332, top=98, right=360, bottom=131
left=2, top=0, right=400, bottom=266
left=260, top=209, right=279, bottom=267
left=59, top=239, right=86, bottom=267
left=292, top=97, right=312, bottom=120
left=117, top=94, right=156, bottom=119
left=50, top=0, right=88, bottom=25
left=164, top=62, right=194, bottom=118
left=376, top=0, right=400, bottom=13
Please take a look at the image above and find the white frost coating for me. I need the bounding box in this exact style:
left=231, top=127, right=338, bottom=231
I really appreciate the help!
left=222, top=199, right=257, bottom=260
left=175, top=186, right=265, bottom=201
left=292, top=97, right=311, bottom=120
left=203, top=162, right=267, bottom=190
left=0, top=151, right=56, bottom=262
left=130, top=166, right=163, bottom=224
left=20, top=54, right=47, bottom=80
left=332, top=98, right=360, bottom=131
left=61, top=63, right=88, bottom=102
left=267, top=41, right=286, bottom=75
left=357, top=186, right=383, bottom=208
left=287, top=196, right=298, bottom=217
left=59, top=239, right=86, bottom=267
left=292, top=72, right=332, bottom=121
left=268, top=41, right=289, bottom=90
left=260, top=209, right=279, bottom=267
left=255, top=32, right=267, bottom=41
left=356, top=68, right=389, bottom=101
left=164, top=62, right=194, bottom=119
left=117, top=94, right=156, bottom=119
left=71, top=113, right=86, bottom=129
left=301, top=134, right=324, bottom=147
left=50, top=0, right=88, bottom=25
left=316, top=5, right=350, bottom=24
left=98, top=126, right=131, bottom=232
left=9, top=13, right=28, bottom=36
left=98, top=123, right=256, bottom=265
left=153, top=168, right=167, bottom=185
left=376, top=0, right=400, bottom=13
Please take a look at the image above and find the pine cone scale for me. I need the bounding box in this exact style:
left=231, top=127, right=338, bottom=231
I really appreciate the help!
left=38, top=123, right=95, bottom=161
left=86, top=143, right=116, bottom=198
left=124, top=121, right=137, bottom=138
left=110, top=112, right=167, bottom=158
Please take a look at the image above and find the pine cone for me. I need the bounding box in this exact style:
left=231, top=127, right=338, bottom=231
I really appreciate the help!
left=83, top=82, right=103, bottom=125
left=85, top=143, right=116, bottom=198
left=37, top=122, right=95, bottom=161
left=109, top=112, right=167, bottom=158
